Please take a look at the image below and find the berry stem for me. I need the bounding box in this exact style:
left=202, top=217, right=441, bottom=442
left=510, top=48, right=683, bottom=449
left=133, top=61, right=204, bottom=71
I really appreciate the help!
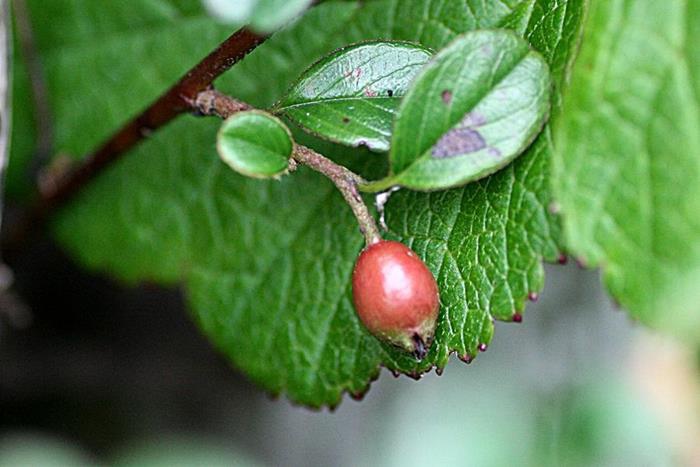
left=292, top=145, right=381, bottom=246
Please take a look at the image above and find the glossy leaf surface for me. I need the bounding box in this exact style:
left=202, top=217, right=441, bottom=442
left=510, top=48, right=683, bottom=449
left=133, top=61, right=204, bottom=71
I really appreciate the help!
left=277, top=41, right=432, bottom=152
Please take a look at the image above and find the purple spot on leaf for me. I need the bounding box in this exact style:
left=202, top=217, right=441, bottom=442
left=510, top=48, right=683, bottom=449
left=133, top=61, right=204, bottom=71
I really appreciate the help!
left=432, top=127, right=486, bottom=158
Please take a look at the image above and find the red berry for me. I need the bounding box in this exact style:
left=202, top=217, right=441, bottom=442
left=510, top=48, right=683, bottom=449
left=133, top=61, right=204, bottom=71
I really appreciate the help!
left=351, top=240, right=440, bottom=359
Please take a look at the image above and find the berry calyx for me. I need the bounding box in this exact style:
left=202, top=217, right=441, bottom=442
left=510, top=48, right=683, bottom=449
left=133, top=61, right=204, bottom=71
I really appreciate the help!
left=351, top=240, right=440, bottom=359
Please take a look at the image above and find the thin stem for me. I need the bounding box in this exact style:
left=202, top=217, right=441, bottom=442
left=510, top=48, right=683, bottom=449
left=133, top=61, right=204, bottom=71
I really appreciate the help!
left=292, top=145, right=381, bottom=246
left=1, top=0, right=12, bottom=239
left=12, top=0, right=53, bottom=174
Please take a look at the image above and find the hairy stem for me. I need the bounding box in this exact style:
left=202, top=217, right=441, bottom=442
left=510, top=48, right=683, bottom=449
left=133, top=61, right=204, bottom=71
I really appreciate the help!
left=194, top=89, right=253, bottom=118
left=292, top=145, right=380, bottom=246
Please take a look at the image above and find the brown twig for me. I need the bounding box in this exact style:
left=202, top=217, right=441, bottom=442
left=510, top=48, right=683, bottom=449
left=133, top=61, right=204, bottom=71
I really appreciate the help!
left=42, top=27, right=268, bottom=210
left=3, top=26, right=269, bottom=254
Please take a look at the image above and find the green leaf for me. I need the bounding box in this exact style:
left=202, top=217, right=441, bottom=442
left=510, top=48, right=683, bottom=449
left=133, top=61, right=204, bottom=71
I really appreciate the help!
left=216, top=111, right=292, bottom=178
left=367, top=30, right=551, bottom=192
left=553, top=0, right=700, bottom=337
left=275, top=40, right=432, bottom=152
left=18, top=0, right=588, bottom=406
